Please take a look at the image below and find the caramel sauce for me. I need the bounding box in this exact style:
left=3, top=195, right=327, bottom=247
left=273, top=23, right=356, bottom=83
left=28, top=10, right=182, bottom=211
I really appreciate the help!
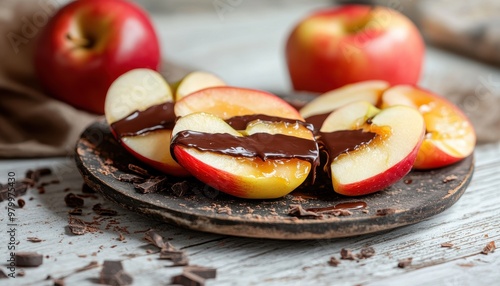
left=306, top=201, right=367, bottom=212
left=110, top=102, right=176, bottom=139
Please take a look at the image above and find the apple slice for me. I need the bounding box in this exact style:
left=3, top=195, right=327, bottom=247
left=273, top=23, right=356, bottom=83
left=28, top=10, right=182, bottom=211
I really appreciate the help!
left=320, top=101, right=425, bottom=196
left=171, top=112, right=318, bottom=199
left=175, top=86, right=304, bottom=120
left=382, top=85, right=476, bottom=169
left=299, top=80, right=389, bottom=131
left=105, top=68, right=189, bottom=176
left=172, top=71, right=226, bottom=101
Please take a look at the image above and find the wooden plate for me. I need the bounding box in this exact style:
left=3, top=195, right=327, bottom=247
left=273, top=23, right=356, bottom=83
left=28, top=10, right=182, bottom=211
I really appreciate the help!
left=75, top=120, right=474, bottom=240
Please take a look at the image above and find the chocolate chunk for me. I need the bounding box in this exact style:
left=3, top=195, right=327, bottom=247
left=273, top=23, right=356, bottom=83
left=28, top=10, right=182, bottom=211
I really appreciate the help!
left=144, top=230, right=166, bottom=249
left=376, top=208, right=396, bottom=216
left=27, top=237, right=43, bottom=243
left=0, top=182, right=28, bottom=202
left=18, top=198, right=26, bottom=208
left=358, top=247, right=375, bottom=259
left=288, top=204, right=320, bottom=218
left=53, top=279, right=65, bottom=286
left=118, top=174, right=145, bottom=184
left=68, top=216, right=87, bottom=235
left=171, top=181, right=191, bottom=197
left=328, top=257, right=340, bottom=267
left=172, top=271, right=205, bottom=286
left=92, top=204, right=118, bottom=216
left=160, top=248, right=189, bottom=266
left=183, top=266, right=217, bottom=279
left=0, top=269, right=8, bottom=279
left=16, top=252, right=43, bottom=267
left=340, top=248, right=356, bottom=260
left=82, top=183, right=96, bottom=193
left=397, top=257, right=413, bottom=268
left=128, top=164, right=150, bottom=176
left=25, top=169, right=39, bottom=182
left=100, top=260, right=133, bottom=286
left=64, top=193, right=84, bottom=208
left=68, top=208, right=83, bottom=215
left=481, top=241, right=496, bottom=254
left=134, top=177, right=167, bottom=194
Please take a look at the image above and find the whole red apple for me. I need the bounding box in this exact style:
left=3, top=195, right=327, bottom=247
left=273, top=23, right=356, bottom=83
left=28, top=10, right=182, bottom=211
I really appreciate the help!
left=286, top=5, right=424, bottom=93
left=34, top=0, right=161, bottom=114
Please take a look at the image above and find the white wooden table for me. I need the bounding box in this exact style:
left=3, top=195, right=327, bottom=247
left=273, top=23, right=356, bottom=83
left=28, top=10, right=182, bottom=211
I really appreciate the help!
left=1, top=2, right=499, bottom=285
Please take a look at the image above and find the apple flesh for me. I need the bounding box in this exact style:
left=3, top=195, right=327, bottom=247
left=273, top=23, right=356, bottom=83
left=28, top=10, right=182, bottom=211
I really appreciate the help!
left=35, top=0, right=160, bottom=114
left=171, top=112, right=316, bottom=199
left=105, top=69, right=188, bottom=176
left=320, top=101, right=425, bottom=196
left=172, top=71, right=226, bottom=101
left=286, top=5, right=424, bottom=93
left=382, top=85, right=476, bottom=169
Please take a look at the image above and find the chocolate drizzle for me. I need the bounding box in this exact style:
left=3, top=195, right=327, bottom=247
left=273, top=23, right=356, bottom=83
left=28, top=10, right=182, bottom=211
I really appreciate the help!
left=226, top=114, right=314, bottom=132
left=304, top=112, right=331, bottom=134
left=110, top=102, right=176, bottom=139
left=319, top=130, right=377, bottom=169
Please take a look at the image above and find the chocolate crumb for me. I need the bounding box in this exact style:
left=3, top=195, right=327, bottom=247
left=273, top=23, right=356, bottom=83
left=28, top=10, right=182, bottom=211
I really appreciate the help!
left=53, top=279, right=65, bottom=286
left=397, top=257, right=413, bottom=268
left=82, top=183, right=96, bottom=193
left=118, top=174, right=145, bottom=184
left=0, top=182, right=27, bottom=202
left=37, top=186, right=46, bottom=194
left=172, top=271, right=204, bottom=286
left=376, top=208, right=396, bottom=216
left=118, top=233, right=126, bottom=242
left=128, top=164, right=150, bottom=176
left=68, top=208, right=83, bottom=216
left=99, top=260, right=133, bottom=286
left=76, top=261, right=99, bottom=272
left=443, top=175, right=458, bottom=183
left=27, top=237, right=43, bottom=243
left=441, top=242, right=454, bottom=248
left=134, top=176, right=167, bottom=194
left=18, top=198, right=26, bottom=208
left=358, top=247, right=375, bottom=259
left=64, top=193, right=84, bottom=208
left=37, top=167, right=52, bottom=177
left=25, top=169, right=39, bottom=182
left=481, top=241, right=496, bottom=255
left=340, top=248, right=356, bottom=260
left=68, top=216, right=87, bottom=235
left=171, top=181, right=191, bottom=197
left=93, top=204, right=118, bottom=216
left=288, top=204, right=320, bottom=218
left=16, top=252, right=43, bottom=267
left=328, top=256, right=341, bottom=267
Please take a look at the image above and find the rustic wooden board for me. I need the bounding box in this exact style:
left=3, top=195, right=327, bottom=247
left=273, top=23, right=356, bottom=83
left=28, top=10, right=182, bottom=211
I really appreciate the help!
left=75, top=120, right=474, bottom=240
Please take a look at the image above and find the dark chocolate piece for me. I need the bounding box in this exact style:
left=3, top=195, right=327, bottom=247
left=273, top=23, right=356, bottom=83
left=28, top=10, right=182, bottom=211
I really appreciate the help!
left=134, top=177, right=167, bottom=194
left=358, top=247, right=375, bottom=259
left=118, top=174, right=145, bottom=184
left=93, top=204, right=118, bottom=216
left=15, top=252, right=43, bottom=267
left=172, top=271, right=205, bottom=286
left=160, top=248, right=189, bottom=266
left=68, top=216, right=87, bottom=235
left=340, top=248, right=356, bottom=260
left=397, top=257, right=413, bottom=268
left=328, top=257, right=340, bottom=267
left=0, top=269, right=8, bottom=279
left=128, top=164, right=150, bottom=177
left=0, top=182, right=28, bottom=202
left=64, top=193, right=84, bottom=208
left=144, top=230, right=166, bottom=249
left=68, top=208, right=83, bottom=216
left=99, top=260, right=133, bottom=286
left=17, top=198, right=26, bottom=208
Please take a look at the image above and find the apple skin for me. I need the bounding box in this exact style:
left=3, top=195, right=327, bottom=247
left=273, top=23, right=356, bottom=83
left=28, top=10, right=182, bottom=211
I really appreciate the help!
left=35, top=0, right=160, bottom=114
left=286, top=5, right=424, bottom=93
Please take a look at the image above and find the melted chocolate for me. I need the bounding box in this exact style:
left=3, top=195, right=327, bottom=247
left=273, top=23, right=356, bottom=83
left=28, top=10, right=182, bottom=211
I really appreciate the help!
left=305, top=112, right=331, bottom=133
left=171, top=131, right=320, bottom=180
left=225, top=114, right=314, bottom=132
left=320, top=129, right=377, bottom=164
left=110, top=102, right=176, bottom=139
left=306, top=201, right=367, bottom=212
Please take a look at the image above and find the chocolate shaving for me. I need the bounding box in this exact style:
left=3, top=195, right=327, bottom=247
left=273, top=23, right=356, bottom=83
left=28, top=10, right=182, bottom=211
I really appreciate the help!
left=287, top=204, right=320, bottom=217
left=16, top=252, right=43, bottom=267
left=92, top=204, right=118, bottom=216
left=376, top=208, right=396, bottom=216
left=340, top=248, right=356, bottom=260
left=328, top=256, right=341, bottom=267
left=17, top=198, right=26, bottom=208
left=128, top=164, right=150, bottom=176
left=68, top=216, right=87, bottom=235
left=441, top=242, right=454, bottom=248
left=481, top=241, right=496, bottom=254
left=397, top=257, right=413, bottom=268
left=118, top=174, right=145, bottom=184
left=64, top=193, right=84, bottom=208
left=99, top=260, right=133, bottom=286
left=27, top=237, right=43, bottom=243
left=134, top=177, right=167, bottom=194
left=0, top=182, right=27, bottom=202
left=144, top=230, right=166, bottom=249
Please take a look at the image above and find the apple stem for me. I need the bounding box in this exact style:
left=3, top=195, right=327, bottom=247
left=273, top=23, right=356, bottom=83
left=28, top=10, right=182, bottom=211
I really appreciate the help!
left=66, top=33, right=92, bottom=48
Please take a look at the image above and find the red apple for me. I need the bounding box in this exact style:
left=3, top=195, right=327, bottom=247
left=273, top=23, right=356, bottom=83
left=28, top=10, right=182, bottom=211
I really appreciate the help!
left=172, top=87, right=318, bottom=199
left=35, top=0, right=160, bottom=114
left=382, top=85, right=476, bottom=169
left=320, top=101, right=425, bottom=196
left=105, top=69, right=189, bottom=176
left=286, top=5, right=424, bottom=93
